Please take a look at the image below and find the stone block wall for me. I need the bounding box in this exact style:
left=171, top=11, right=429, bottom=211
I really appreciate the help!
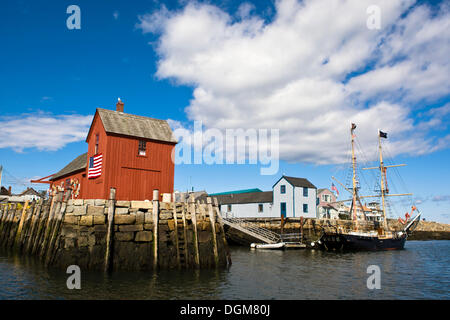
left=0, top=193, right=231, bottom=271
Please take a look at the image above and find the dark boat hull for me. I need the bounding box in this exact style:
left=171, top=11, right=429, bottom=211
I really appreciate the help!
left=318, top=232, right=407, bottom=251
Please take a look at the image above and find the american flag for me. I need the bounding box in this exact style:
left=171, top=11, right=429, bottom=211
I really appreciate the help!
left=331, top=183, right=339, bottom=197
left=88, top=154, right=102, bottom=178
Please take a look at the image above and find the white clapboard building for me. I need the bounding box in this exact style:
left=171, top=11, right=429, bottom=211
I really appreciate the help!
left=210, top=176, right=317, bottom=218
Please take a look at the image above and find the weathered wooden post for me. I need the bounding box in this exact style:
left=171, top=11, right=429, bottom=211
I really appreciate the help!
left=213, top=197, right=232, bottom=266
left=40, top=191, right=63, bottom=258
left=104, top=187, right=116, bottom=273
left=31, top=199, right=52, bottom=255
left=24, top=199, right=42, bottom=253
left=152, top=189, right=159, bottom=270
left=300, top=216, right=304, bottom=243
left=189, top=194, right=200, bottom=268
left=181, top=201, right=189, bottom=268
left=172, top=193, right=181, bottom=269
left=46, top=189, right=72, bottom=265
left=18, top=201, right=36, bottom=252
left=206, top=197, right=219, bottom=267
left=1, top=204, right=15, bottom=247
left=14, top=200, right=29, bottom=250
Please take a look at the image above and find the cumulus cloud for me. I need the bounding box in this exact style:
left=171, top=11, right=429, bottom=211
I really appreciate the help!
left=0, top=113, right=93, bottom=152
left=138, top=0, right=450, bottom=164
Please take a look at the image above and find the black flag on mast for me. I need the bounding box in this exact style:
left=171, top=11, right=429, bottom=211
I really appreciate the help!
left=379, top=131, right=388, bottom=138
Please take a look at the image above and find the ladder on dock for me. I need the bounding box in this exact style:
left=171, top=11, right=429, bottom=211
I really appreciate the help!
left=221, top=217, right=282, bottom=244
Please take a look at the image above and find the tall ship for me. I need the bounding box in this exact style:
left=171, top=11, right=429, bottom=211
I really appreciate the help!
left=317, top=123, right=422, bottom=251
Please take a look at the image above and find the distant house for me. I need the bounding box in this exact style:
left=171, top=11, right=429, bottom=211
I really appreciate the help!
left=208, top=175, right=317, bottom=218
left=173, top=190, right=207, bottom=202
left=19, top=187, right=44, bottom=201
left=317, top=188, right=339, bottom=219
left=209, top=188, right=262, bottom=196
left=0, top=186, right=11, bottom=196
left=210, top=191, right=273, bottom=218
left=273, top=176, right=317, bottom=218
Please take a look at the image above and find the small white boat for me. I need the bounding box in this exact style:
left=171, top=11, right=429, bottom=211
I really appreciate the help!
left=250, top=242, right=285, bottom=249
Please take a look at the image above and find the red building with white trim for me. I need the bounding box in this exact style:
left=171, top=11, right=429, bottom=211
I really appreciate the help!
left=48, top=99, right=177, bottom=200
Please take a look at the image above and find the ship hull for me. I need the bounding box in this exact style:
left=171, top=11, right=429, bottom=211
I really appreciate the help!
left=318, top=232, right=407, bottom=251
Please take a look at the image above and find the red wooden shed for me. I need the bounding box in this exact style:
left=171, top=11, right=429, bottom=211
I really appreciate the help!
left=48, top=99, right=177, bottom=201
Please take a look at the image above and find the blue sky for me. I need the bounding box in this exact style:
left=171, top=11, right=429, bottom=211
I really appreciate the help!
left=0, top=0, right=449, bottom=223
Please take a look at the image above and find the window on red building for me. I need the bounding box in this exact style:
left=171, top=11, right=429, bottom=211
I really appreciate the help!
left=138, top=140, right=146, bottom=156
left=95, top=134, right=99, bottom=154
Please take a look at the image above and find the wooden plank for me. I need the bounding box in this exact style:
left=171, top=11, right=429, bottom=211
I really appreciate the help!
left=189, top=195, right=200, bottom=268
left=14, top=200, right=29, bottom=250
left=181, top=201, right=189, bottom=268
left=213, top=198, right=232, bottom=266
left=206, top=197, right=219, bottom=267
left=152, top=189, right=159, bottom=270
left=172, top=193, right=181, bottom=269
left=46, top=189, right=72, bottom=266
left=104, top=187, right=116, bottom=272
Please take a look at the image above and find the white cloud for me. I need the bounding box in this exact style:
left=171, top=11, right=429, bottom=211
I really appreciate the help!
left=0, top=113, right=93, bottom=152
left=138, top=0, right=450, bottom=164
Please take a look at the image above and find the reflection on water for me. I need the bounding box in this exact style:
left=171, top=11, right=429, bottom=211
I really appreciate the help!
left=1, top=241, right=449, bottom=299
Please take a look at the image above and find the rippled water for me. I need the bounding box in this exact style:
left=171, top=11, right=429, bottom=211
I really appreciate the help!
left=0, top=241, right=449, bottom=299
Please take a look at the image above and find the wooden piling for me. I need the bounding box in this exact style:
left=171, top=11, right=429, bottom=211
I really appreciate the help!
left=181, top=201, right=189, bottom=268
left=104, top=187, right=116, bottom=273
left=189, top=195, right=200, bottom=268
left=24, top=199, right=43, bottom=253
left=18, top=201, right=35, bottom=252
left=6, top=204, right=21, bottom=249
left=206, top=197, right=219, bottom=267
left=213, top=197, right=232, bottom=266
left=152, top=189, right=159, bottom=270
left=1, top=204, right=15, bottom=247
left=31, top=199, right=51, bottom=255
left=14, top=200, right=29, bottom=250
left=39, top=191, right=63, bottom=259
left=46, top=189, right=72, bottom=266
left=172, top=193, right=181, bottom=269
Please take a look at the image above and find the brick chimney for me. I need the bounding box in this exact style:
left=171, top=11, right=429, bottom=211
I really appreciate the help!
left=116, top=98, right=124, bottom=112
left=8, top=186, right=11, bottom=196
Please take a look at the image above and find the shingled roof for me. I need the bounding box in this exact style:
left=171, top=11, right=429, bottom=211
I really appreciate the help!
left=50, top=153, right=87, bottom=181
left=95, top=108, right=177, bottom=144
left=283, top=176, right=316, bottom=188
left=200, top=191, right=273, bottom=205
left=273, top=176, right=317, bottom=189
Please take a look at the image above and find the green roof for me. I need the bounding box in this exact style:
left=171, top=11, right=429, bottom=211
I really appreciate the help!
left=209, top=188, right=262, bottom=196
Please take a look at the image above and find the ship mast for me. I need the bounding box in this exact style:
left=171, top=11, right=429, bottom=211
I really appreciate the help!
left=350, top=124, right=358, bottom=221
left=378, top=131, right=388, bottom=229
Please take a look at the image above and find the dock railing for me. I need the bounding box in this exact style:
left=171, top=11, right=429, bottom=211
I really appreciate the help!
left=221, top=216, right=282, bottom=244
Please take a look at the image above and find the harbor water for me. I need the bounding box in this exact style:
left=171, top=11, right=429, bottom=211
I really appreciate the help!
left=0, top=240, right=449, bottom=300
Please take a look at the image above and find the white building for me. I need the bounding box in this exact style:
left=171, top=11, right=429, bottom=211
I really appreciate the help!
left=214, top=191, right=274, bottom=218
left=211, top=175, right=317, bottom=218
left=272, top=176, right=317, bottom=218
